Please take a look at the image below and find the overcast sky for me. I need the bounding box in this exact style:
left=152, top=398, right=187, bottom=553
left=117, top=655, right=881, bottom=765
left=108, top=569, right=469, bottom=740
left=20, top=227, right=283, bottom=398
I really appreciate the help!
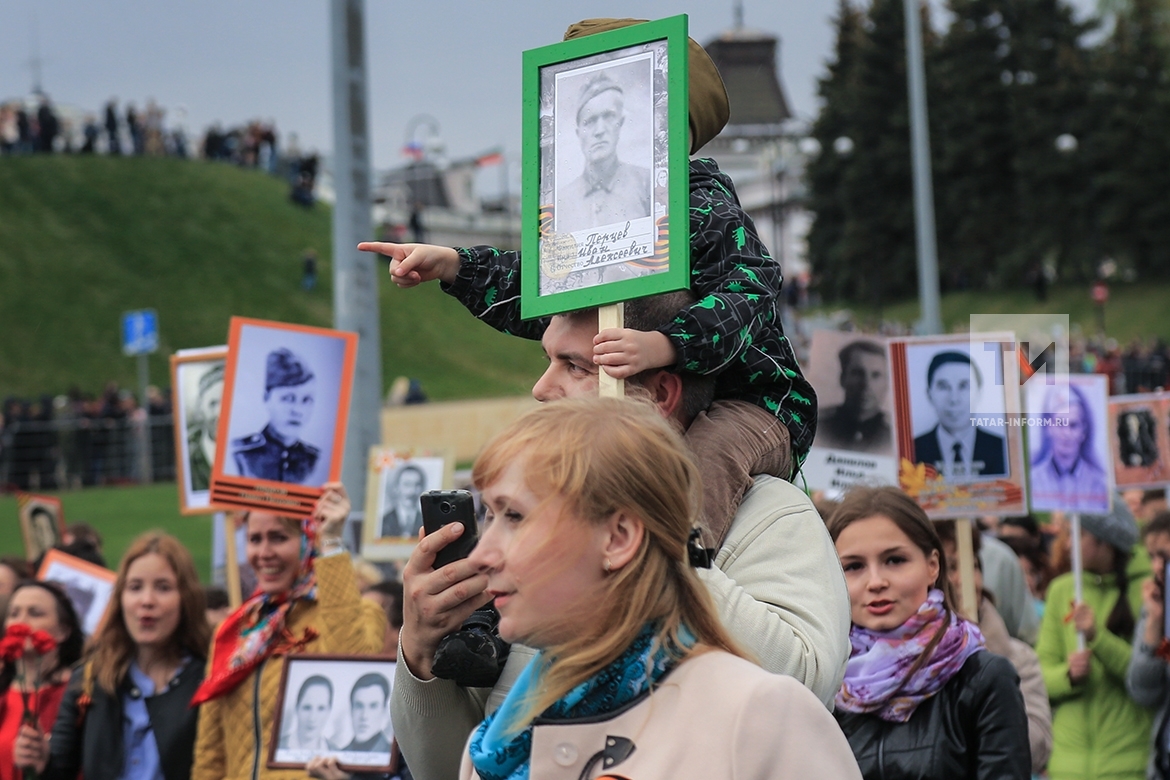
left=0, top=0, right=1100, bottom=172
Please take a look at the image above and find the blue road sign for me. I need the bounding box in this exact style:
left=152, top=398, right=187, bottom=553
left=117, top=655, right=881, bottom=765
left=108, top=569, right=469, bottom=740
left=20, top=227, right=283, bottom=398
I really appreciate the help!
left=122, top=309, right=159, bottom=356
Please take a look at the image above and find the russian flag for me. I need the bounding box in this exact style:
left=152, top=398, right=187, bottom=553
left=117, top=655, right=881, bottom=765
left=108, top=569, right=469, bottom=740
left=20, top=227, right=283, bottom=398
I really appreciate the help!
left=476, top=150, right=504, bottom=167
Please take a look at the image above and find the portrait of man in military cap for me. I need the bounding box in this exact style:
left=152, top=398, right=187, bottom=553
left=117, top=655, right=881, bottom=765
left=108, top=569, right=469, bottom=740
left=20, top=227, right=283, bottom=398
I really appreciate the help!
left=185, top=362, right=225, bottom=493
left=555, top=63, right=653, bottom=236
left=230, top=347, right=321, bottom=484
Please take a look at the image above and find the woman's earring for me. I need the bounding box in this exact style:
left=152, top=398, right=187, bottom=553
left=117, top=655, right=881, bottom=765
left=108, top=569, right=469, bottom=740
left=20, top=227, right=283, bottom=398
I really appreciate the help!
left=604, top=559, right=612, bottom=573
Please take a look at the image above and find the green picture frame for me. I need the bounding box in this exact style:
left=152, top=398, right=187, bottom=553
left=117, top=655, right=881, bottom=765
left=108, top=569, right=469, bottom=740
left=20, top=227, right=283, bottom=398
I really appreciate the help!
left=521, top=15, right=691, bottom=319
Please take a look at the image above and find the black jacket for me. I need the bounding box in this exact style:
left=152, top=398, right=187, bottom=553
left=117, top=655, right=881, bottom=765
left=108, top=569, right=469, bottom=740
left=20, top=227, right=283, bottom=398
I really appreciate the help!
left=444, top=158, right=818, bottom=465
left=45, top=659, right=205, bottom=780
left=834, top=652, right=1030, bottom=780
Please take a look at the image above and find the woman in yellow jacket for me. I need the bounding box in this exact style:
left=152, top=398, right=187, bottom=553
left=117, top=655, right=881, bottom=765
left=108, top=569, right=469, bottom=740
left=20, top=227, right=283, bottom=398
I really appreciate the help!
left=191, top=483, right=387, bottom=780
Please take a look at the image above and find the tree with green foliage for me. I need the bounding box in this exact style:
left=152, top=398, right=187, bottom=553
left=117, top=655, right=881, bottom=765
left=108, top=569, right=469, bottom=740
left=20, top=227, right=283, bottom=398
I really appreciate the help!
left=1004, top=0, right=1096, bottom=281
left=806, top=0, right=866, bottom=301
left=1089, top=0, right=1170, bottom=279
left=931, top=0, right=1020, bottom=290
left=807, top=0, right=931, bottom=305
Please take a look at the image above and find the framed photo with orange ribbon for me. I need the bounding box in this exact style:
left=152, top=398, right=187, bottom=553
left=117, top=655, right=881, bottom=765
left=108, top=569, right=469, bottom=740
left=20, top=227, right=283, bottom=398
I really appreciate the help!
left=16, top=493, right=65, bottom=563
left=1108, top=392, right=1170, bottom=490
left=170, top=346, right=228, bottom=515
left=37, top=549, right=116, bottom=636
left=520, top=15, right=691, bottom=318
left=211, top=317, right=358, bottom=518
left=361, top=446, right=453, bottom=561
left=889, top=333, right=1028, bottom=519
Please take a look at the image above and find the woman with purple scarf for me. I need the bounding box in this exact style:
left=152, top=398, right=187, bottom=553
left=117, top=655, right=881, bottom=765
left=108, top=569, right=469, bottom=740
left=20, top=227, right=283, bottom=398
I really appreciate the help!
left=828, top=486, right=1031, bottom=779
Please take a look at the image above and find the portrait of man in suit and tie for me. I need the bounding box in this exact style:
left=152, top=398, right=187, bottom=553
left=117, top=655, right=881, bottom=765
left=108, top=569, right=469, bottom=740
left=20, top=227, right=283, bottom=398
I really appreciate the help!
left=378, top=464, right=427, bottom=539
left=912, top=350, right=1008, bottom=479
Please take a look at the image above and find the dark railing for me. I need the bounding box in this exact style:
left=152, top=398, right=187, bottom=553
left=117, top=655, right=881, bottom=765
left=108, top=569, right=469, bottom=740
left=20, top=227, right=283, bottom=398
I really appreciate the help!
left=0, top=413, right=175, bottom=492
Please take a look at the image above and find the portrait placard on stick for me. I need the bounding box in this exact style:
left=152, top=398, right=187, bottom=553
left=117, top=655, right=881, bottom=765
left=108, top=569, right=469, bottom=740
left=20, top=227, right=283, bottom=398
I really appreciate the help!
left=520, top=15, right=690, bottom=319
left=361, top=446, right=453, bottom=561
left=269, top=655, right=398, bottom=773
left=17, top=493, right=65, bottom=563
left=1025, top=373, right=1113, bottom=514
left=37, top=549, right=116, bottom=636
left=890, top=334, right=1027, bottom=519
left=211, top=317, right=358, bottom=517
left=1108, top=392, right=1169, bottom=490
left=171, top=346, right=228, bottom=515
left=803, top=331, right=898, bottom=494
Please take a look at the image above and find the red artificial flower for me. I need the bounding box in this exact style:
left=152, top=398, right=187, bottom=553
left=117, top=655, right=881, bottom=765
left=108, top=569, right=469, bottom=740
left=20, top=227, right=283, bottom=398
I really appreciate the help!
left=0, top=635, right=24, bottom=663
left=30, top=630, right=56, bottom=655
left=4, top=623, right=32, bottom=641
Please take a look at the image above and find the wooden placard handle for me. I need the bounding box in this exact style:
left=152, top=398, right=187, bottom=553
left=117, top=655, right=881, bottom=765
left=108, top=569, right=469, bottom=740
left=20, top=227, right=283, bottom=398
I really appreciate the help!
left=598, top=303, right=625, bottom=399
left=955, top=517, right=978, bottom=621
left=223, top=512, right=243, bottom=609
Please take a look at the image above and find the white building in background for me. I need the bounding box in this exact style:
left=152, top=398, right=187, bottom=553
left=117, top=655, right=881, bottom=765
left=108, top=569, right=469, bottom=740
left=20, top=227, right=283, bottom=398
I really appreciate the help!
left=701, top=21, right=814, bottom=283
left=360, top=18, right=815, bottom=272
left=372, top=154, right=520, bottom=250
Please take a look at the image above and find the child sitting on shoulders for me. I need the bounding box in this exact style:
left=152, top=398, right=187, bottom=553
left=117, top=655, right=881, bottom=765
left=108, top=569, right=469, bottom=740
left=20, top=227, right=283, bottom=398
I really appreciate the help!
left=360, top=18, right=816, bottom=546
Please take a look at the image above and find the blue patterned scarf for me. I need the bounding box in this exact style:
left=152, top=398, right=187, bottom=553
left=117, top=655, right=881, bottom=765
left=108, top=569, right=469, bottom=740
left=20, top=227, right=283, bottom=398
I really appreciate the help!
left=468, top=625, right=686, bottom=780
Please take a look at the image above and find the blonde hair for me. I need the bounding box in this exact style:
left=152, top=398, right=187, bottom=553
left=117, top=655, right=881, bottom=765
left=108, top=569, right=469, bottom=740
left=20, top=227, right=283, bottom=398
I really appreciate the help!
left=472, top=396, right=743, bottom=727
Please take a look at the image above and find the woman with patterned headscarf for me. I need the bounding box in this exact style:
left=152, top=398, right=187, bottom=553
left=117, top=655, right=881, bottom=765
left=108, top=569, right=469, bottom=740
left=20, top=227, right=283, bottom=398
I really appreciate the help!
left=191, top=483, right=386, bottom=780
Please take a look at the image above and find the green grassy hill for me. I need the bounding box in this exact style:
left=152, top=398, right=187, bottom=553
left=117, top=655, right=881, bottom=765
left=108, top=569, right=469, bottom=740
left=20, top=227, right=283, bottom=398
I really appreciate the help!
left=0, top=155, right=546, bottom=400
left=0, top=485, right=212, bottom=579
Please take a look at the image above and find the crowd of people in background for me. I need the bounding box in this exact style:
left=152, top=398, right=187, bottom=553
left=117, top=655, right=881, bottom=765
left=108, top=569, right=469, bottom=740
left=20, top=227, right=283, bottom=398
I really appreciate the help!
left=0, top=93, right=319, bottom=206
left=0, top=383, right=174, bottom=492
left=7, top=397, right=1170, bottom=780
left=7, top=17, right=1170, bottom=777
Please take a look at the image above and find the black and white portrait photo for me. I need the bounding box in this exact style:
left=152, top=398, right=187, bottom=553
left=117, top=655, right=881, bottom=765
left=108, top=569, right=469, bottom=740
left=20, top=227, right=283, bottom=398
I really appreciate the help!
left=1109, top=394, right=1170, bottom=489
left=538, top=39, right=668, bottom=295
left=18, top=494, right=64, bottom=562
left=271, top=656, right=397, bottom=772
left=171, top=348, right=228, bottom=513
left=37, top=550, right=116, bottom=636
left=555, top=63, right=653, bottom=234
left=219, top=322, right=351, bottom=488
left=907, top=346, right=1008, bottom=480
left=1119, top=409, right=1159, bottom=468
left=362, top=449, right=451, bottom=559
left=803, top=331, right=898, bottom=495
left=378, top=461, right=430, bottom=539
left=814, top=338, right=894, bottom=456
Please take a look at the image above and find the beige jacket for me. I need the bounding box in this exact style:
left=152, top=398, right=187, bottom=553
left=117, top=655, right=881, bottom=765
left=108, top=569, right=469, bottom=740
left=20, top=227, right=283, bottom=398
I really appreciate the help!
left=392, top=475, right=851, bottom=780
left=981, top=597, right=1053, bottom=774
left=458, top=650, right=862, bottom=780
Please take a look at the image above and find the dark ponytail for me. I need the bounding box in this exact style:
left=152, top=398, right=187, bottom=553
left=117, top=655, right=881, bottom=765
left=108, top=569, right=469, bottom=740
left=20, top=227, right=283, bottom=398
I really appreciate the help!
left=1106, top=551, right=1136, bottom=639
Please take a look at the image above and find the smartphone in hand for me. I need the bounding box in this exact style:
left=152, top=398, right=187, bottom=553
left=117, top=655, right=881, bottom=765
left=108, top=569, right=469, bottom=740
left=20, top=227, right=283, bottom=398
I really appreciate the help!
left=420, top=490, right=479, bottom=569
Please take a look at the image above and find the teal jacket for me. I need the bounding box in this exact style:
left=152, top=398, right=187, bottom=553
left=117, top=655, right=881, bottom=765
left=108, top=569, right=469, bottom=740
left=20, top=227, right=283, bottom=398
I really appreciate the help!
left=1037, top=551, right=1153, bottom=780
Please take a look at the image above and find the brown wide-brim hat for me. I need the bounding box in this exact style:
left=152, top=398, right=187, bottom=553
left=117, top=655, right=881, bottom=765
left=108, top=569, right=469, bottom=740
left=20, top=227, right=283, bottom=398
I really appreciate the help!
left=563, top=18, right=729, bottom=154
